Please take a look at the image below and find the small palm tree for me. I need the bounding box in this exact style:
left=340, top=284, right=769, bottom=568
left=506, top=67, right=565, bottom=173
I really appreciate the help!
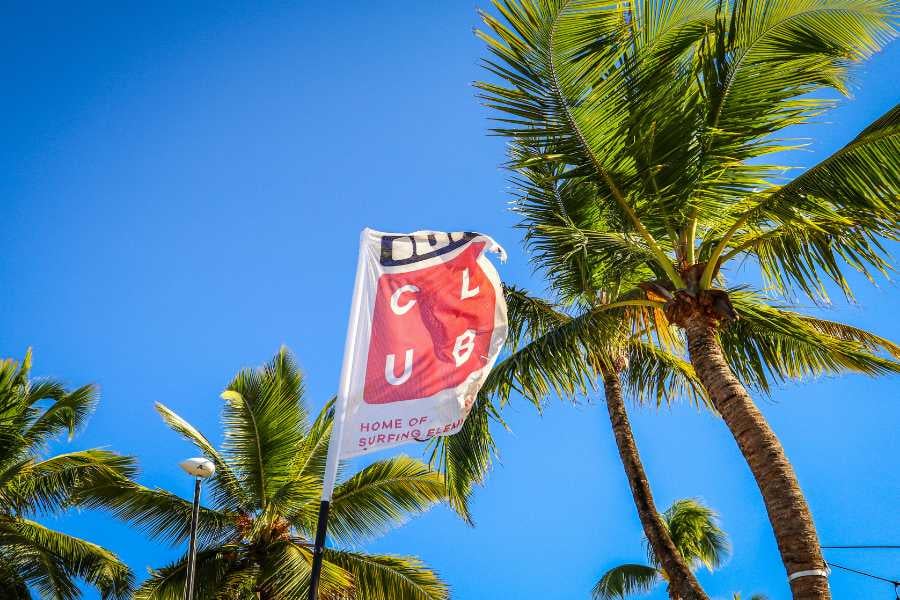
left=80, top=348, right=456, bottom=600
left=0, top=349, right=134, bottom=599
left=593, top=499, right=728, bottom=600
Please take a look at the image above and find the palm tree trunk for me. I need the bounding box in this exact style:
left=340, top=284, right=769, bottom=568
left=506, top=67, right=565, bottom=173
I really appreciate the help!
left=602, top=371, right=708, bottom=600
left=684, top=318, right=829, bottom=600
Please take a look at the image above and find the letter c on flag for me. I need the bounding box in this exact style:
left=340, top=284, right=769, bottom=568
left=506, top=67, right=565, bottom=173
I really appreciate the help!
left=390, top=285, right=419, bottom=315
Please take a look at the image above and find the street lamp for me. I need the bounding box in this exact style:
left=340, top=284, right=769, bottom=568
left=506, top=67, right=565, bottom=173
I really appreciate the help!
left=179, top=458, right=215, bottom=600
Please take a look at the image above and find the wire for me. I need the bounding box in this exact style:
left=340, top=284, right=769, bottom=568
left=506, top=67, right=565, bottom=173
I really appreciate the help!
left=823, top=545, right=900, bottom=550
left=827, top=561, right=899, bottom=586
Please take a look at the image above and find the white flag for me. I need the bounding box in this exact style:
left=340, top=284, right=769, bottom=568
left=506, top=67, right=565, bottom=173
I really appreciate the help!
left=333, top=228, right=508, bottom=459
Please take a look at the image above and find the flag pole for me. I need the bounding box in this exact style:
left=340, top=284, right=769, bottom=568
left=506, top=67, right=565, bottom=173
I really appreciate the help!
left=308, top=229, right=369, bottom=600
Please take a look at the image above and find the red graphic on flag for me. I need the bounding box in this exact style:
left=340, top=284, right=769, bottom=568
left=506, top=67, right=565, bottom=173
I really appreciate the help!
left=363, top=243, right=497, bottom=404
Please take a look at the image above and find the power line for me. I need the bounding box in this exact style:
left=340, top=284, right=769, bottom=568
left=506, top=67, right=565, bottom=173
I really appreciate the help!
left=823, top=545, right=900, bottom=550
left=827, top=561, right=899, bottom=587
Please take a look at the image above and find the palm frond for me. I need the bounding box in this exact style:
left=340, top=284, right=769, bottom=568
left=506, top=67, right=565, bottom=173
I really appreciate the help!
left=592, top=563, right=659, bottom=600
left=325, top=456, right=448, bottom=546
left=713, top=1, right=896, bottom=131
left=486, top=302, right=626, bottom=409
left=221, top=347, right=308, bottom=510
left=477, top=1, right=683, bottom=257
left=256, top=539, right=351, bottom=600
left=430, top=286, right=658, bottom=519
left=1, top=536, right=79, bottom=600
left=695, top=0, right=898, bottom=213
left=23, top=383, right=97, bottom=449
left=527, top=224, right=662, bottom=298
left=426, top=391, right=496, bottom=525
left=0, top=351, right=135, bottom=600
left=0, top=517, right=133, bottom=600
left=279, top=402, right=338, bottom=535
left=504, top=284, right=571, bottom=348
left=717, top=103, right=900, bottom=299
left=799, top=314, right=900, bottom=360
left=263, top=478, right=321, bottom=533
left=720, top=290, right=900, bottom=392
left=73, top=479, right=235, bottom=547
left=3, top=449, right=136, bottom=515
left=293, top=398, right=334, bottom=480
left=0, top=351, right=99, bottom=461
left=155, top=402, right=249, bottom=513
left=623, top=340, right=708, bottom=409
left=213, top=563, right=263, bottom=600
left=0, top=553, right=30, bottom=599
left=507, top=164, right=661, bottom=300
left=722, top=211, right=893, bottom=301
left=323, top=549, right=448, bottom=600
left=662, top=499, right=730, bottom=572
left=133, top=544, right=242, bottom=600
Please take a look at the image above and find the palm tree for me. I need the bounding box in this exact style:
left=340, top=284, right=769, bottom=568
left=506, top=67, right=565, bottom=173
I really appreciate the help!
left=79, top=348, right=456, bottom=600
left=474, top=1, right=899, bottom=597
left=593, top=499, right=728, bottom=600
left=434, top=180, right=895, bottom=599
left=493, top=285, right=712, bottom=600
left=0, top=349, right=134, bottom=599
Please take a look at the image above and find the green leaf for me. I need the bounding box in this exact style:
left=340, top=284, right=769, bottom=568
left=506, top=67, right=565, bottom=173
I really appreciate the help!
left=323, top=549, right=448, bottom=600
left=720, top=290, right=900, bottom=392
left=716, top=103, right=900, bottom=299
left=133, top=544, right=244, bottom=600
left=221, top=347, right=308, bottom=509
left=155, top=402, right=249, bottom=513
left=426, top=391, right=496, bottom=525
left=326, top=456, right=448, bottom=546
left=24, top=383, right=97, bottom=447
left=0, top=351, right=136, bottom=600
left=73, top=479, right=236, bottom=547
left=592, top=563, right=659, bottom=599
left=662, top=499, right=730, bottom=572
left=0, top=517, right=133, bottom=600
left=4, top=449, right=136, bottom=516
left=624, top=340, right=708, bottom=409
left=259, top=539, right=351, bottom=600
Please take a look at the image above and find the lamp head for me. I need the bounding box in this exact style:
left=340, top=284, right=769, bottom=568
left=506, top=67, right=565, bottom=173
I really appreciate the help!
left=179, top=457, right=216, bottom=478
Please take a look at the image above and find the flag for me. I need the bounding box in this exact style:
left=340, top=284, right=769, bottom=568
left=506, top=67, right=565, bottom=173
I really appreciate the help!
left=334, top=228, right=508, bottom=459
left=308, top=228, right=508, bottom=600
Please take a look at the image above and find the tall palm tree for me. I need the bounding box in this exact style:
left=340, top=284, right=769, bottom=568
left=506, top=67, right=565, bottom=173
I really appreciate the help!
left=593, top=499, right=728, bottom=600
left=0, top=349, right=134, bottom=599
left=494, top=285, right=713, bottom=600
left=78, top=348, right=457, bottom=600
left=434, top=177, right=895, bottom=599
left=474, top=1, right=899, bottom=597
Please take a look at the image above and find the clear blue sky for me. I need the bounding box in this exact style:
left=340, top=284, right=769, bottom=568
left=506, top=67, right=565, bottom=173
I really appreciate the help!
left=1, top=2, right=898, bottom=599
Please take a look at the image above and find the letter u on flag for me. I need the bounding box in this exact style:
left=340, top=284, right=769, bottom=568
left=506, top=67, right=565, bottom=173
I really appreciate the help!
left=308, top=228, right=508, bottom=600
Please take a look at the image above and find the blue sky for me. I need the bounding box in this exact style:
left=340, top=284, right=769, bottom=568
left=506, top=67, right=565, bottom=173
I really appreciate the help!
left=1, top=2, right=898, bottom=599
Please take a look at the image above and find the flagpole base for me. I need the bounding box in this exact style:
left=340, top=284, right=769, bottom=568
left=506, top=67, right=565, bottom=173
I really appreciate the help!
left=307, top=500, right=331, bottom=600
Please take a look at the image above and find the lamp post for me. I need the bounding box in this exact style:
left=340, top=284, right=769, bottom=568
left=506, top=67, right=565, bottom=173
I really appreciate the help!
left=179, top=458, right=215, bottom=600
